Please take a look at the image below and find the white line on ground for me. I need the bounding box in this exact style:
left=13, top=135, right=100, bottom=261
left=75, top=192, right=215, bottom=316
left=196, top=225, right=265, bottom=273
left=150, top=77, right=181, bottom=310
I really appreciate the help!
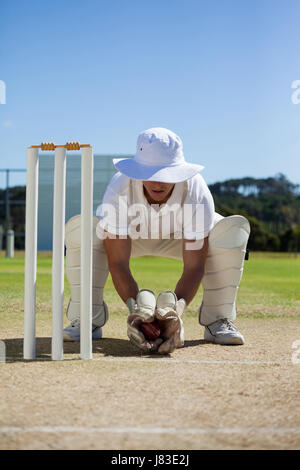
left=0, top=426, right=300, bottom=435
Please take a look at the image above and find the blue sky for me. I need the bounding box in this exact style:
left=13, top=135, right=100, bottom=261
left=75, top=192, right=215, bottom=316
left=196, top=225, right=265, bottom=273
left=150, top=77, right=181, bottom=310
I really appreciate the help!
left=0, top=0, right=299, bottom=188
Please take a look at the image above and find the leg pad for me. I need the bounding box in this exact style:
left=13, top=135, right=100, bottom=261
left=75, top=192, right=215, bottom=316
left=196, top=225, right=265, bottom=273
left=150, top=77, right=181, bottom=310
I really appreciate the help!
left=65, top=215, right=109, bottom=327
left=199, top=215, right=250, bottom=326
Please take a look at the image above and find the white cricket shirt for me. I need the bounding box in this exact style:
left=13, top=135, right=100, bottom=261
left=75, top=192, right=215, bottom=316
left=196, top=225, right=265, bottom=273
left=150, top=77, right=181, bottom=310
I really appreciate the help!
left=96, top=172, right=215, bottom=240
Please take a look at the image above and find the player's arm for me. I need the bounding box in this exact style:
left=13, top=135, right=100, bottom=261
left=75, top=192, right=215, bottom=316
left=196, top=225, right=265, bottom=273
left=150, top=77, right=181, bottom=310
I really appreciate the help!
left=174, top=237, right=208, bottom=305
left=103, top=232, right=139, bottom=303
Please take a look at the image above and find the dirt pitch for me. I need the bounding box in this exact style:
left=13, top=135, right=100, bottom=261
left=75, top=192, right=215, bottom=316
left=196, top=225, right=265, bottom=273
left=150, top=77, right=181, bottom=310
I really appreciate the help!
left=1, top=316, right=300, bottom=450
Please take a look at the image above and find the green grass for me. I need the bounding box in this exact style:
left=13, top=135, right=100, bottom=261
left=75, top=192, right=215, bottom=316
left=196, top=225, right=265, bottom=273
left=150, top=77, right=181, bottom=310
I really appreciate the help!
left=0, top=251, right=299, bottom=330
left=238, top=253, right=300, bottom=306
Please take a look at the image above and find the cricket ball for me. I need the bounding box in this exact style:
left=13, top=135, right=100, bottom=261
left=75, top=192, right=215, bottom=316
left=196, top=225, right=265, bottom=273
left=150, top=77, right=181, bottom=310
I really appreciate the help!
left=141, top=320, right=161, bottom=340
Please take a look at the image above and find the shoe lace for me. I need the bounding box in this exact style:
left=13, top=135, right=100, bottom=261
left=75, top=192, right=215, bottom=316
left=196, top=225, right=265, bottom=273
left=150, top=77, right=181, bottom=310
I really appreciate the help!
left=221, top=319, right=237, bottom=331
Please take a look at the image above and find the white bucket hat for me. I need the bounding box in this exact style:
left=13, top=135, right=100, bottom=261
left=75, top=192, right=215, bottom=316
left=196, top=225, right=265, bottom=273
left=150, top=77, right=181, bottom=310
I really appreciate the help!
left=113, top=127, right=204, bottom=183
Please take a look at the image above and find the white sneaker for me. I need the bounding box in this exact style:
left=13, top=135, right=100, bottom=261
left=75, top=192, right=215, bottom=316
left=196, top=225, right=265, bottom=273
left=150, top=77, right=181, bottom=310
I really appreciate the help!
left=204, top=319, right=244, bottom=345
left=63, top=320, right=102, bottom=342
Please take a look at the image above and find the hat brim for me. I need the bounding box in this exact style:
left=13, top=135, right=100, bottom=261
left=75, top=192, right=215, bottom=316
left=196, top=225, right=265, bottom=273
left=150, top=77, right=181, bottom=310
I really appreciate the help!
left=112, top=157, right=204, bottom=183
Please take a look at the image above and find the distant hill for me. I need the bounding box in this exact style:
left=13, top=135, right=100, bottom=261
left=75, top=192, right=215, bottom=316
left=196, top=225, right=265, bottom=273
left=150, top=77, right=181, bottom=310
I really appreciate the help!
left=209, top=173, right=300, bottom=251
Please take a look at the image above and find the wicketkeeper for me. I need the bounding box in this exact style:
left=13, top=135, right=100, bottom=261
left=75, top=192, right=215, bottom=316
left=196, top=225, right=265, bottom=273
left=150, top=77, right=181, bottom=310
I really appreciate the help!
left=63, top=127, right=250, bottom=354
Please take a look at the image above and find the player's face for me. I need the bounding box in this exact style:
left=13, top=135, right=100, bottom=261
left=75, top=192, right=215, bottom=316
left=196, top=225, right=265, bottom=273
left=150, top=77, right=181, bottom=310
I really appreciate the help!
left=142, top=181, right=175, bottom=204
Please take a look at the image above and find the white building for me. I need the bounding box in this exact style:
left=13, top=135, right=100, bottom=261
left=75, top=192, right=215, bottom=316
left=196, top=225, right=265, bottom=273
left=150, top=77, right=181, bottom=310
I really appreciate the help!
left=37, top=154, right=118, bottom=250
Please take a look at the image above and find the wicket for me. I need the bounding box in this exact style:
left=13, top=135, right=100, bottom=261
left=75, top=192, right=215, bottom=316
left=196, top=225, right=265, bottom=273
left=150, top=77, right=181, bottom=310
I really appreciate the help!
left=24, top=142, right=94, bottom=361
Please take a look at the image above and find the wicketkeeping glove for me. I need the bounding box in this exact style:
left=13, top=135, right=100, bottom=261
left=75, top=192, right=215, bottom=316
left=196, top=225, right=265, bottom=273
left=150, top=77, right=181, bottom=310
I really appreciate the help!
left=126, top=289, right=163, bottom=353
left=155, top=291, right=186, bottom=354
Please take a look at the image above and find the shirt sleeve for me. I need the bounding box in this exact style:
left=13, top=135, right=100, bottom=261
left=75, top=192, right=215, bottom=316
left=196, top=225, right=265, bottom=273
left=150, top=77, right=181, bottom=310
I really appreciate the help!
left=183, top=187, right=215, bottom=240
left=95, top=187, right=129, bottom=237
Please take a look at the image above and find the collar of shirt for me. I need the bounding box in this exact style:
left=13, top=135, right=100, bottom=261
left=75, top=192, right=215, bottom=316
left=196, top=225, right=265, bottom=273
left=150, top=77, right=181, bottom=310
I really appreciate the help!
left=137, top=181, right=184, bottom=215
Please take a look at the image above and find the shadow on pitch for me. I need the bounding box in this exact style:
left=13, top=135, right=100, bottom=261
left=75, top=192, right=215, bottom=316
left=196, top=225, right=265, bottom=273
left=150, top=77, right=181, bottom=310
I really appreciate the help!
left=184, top=339, right=207, bottom=347
left=2, top=336, right=207, bottom=362
left=1, top=337, right=135, bottom=361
